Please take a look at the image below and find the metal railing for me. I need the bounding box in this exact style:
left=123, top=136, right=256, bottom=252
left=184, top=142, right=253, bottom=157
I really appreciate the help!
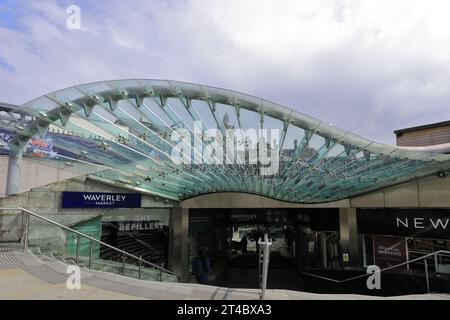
left=408, top=250, right=450, bottom=271
left=303, top=250, right=450, bottom=293
left=0, top=207, right=179, bottom=281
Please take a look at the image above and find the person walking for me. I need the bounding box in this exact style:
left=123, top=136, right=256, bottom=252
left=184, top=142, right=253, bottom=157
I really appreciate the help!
left=191, top=247, right=210, bottom=285
left=240, top=236, right=248, bottom=255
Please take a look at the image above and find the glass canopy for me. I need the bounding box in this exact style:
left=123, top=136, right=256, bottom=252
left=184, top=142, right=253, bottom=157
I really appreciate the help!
left=7, top=79, right=450, bottom=203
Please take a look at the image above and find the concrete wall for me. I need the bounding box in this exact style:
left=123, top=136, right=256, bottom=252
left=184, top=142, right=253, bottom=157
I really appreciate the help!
left=0, top=176, right=176, bottom=254
left=349, top=174, right=450, bottom=208
left=182, top=174, right=450, bottom=209
left=182, top=192, right=351, bottom=208
left=0, top=155, right=99, bottom=197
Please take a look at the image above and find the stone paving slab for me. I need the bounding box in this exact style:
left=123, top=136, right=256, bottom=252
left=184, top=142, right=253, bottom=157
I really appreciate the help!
left=0, top=268, right=139, bottom=300
left=1, top=251, right=450, bottom=300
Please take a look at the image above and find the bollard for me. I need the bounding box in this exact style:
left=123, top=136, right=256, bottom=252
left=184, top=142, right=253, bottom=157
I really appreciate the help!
left=258, top=234, right=272, bottom=300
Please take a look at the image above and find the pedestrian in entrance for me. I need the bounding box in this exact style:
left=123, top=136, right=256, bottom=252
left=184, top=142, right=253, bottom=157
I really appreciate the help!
left=191, top=247, right=210, bottom=285
left=240, top=236, right=248, bottom=255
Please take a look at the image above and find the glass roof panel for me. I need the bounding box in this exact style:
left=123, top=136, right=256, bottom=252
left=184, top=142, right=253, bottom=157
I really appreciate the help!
left=7, top=79, right=450, bottom=203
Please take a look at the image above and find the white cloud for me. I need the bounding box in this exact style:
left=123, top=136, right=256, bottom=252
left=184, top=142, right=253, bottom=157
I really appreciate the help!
left=0, top=0, right=450, bottom=144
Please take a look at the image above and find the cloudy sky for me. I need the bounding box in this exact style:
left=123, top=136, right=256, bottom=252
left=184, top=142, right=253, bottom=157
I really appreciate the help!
left=1, top=0, right=450, bottom=144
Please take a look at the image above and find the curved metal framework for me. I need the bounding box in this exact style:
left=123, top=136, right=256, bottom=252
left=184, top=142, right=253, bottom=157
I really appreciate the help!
left=5, top=79, right=450, bottom=203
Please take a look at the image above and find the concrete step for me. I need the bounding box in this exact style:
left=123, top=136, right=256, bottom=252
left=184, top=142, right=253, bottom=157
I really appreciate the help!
left=0, top=242, right=22, bottom=253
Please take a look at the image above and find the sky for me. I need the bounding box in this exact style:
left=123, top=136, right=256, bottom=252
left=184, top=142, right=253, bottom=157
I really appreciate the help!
left=1, top=0, right=450, bottom=144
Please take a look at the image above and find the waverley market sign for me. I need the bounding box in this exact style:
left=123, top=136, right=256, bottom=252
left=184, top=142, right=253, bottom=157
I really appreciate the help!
left=62, top=191, right=141, bottom=208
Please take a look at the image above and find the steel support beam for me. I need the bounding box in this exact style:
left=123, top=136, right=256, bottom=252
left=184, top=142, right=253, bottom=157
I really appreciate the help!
left=320, top=232, right=328, bottom=269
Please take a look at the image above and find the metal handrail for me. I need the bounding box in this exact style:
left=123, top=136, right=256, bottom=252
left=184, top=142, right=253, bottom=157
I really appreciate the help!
left=0, top=207, right=178, bottom=278
left=303, top=250, right=450, bottom=289
left=408, top=249, right=448, bottom=255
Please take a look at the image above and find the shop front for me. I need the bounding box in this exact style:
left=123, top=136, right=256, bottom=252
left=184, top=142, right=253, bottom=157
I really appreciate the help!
left=293, top=210, right=341, bottom=271
left=358, top=209, right=450, bottom=273
left=101, top=209, right=170, bottom=268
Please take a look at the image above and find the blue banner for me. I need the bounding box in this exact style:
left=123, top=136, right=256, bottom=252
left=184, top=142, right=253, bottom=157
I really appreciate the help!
left=62, top=191, right=141, bottom=208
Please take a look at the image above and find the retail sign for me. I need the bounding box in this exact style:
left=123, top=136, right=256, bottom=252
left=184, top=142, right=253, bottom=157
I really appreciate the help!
left=358, top=209, right=450, bottom=240
left=373, top=235, right=407, bottom=269
left=227, top=209, right=287, bottom=224
left=230, top=213, right=259, bottom=222
left=62, top=191, right=141, bottom=208
left=395, top=217, right=449, bottom=231
left=118, top=220, right=165, bottom=232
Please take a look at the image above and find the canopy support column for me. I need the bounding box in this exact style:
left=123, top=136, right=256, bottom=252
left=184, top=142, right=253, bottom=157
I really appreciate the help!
left=339, top=208, right=360, bottom=268
left=169, top=205, right=189, bottom=282
left=6, top=151, right=22, bottom=196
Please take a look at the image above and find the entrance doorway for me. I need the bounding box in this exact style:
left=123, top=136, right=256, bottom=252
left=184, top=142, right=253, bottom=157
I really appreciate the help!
left=188, top=208, right=340, bottom=290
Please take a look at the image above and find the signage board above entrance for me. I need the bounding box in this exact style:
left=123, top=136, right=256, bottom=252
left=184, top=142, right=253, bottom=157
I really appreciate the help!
left=358, top=209, right=450, bottom=240
left=61, top=191, right=141, bottom=208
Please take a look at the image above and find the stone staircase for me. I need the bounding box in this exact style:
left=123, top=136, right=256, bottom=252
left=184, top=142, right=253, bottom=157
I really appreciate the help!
left=1, top=244, right=450, bottom=300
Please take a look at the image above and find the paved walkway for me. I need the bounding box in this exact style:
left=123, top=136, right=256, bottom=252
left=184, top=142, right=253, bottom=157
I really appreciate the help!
left=0, top=249, right=449, bottom=300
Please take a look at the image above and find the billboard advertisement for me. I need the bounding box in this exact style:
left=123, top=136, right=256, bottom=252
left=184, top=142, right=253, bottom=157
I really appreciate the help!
left=373, top=235, right=408, bottom=269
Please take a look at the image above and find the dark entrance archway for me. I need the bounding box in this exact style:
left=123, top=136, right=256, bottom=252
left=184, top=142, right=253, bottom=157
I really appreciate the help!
left=188, top=208, right=340, bottom=290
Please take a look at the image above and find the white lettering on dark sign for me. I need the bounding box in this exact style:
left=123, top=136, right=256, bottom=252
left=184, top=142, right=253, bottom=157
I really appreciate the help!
left=83, top=194, right=126, bottom=206
left=377, top=245, right=402, bottom=257
left=396, top=217, right=449, bottom=230
left=118, top=221, right=164, bottom=232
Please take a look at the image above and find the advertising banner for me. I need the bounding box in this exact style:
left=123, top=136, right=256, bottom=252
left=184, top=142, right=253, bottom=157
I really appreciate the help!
left=373, top=235, right=407, bottom=269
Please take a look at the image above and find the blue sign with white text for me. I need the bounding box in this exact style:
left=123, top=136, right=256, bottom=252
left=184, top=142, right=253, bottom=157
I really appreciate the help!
left=61, top=191, right=141, bottom=208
